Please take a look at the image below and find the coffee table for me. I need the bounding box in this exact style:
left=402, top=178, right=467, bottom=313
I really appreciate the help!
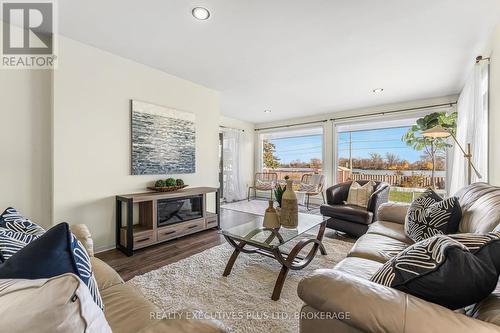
left=220, top=213, right=327, bottom=300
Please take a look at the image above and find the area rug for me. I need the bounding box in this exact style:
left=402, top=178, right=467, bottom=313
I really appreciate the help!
left=222, top=199, right=320, bottom=216
left=128, top=235, right=353, bottom=333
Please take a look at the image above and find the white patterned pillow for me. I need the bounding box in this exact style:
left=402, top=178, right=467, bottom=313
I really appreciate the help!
left=0, top=227, right=40, bottom=261
left=299, top=183, right=318, bottom=192
left=255, top=179, right=273, bottom=190
left=404, top=189, right=462, bottom=242
left=345, top=181, right=376, bottom=208
left=0, top=207, right=45, bottom=236
left=0, top=208, right=45, bottom=262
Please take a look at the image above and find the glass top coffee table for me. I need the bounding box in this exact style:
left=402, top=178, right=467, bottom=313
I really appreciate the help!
left=220, top=213, right=327, bottom=301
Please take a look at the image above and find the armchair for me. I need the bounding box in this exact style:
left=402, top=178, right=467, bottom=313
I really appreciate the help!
left=320, top=180, right=390, bottom=237
left=247, top=172, right=278, bottom=201
left=299, top=174, right=327, bottom=210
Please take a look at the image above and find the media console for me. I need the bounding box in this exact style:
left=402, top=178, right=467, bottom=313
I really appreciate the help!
left=116, top=187, right=220, bottom=256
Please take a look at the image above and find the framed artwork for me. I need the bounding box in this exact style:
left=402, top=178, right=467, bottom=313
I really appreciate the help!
left=131, top=100, right=196, bottom=175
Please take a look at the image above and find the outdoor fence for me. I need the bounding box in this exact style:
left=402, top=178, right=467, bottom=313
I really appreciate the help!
left=349, top=173, right=445, bottom=189
left=263, top=168, right=445, bottom=189
left=264, top=169, right=320, bottom=183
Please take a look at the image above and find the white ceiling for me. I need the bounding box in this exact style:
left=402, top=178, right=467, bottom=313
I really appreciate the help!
left=59, top=0, right=500, bottom=123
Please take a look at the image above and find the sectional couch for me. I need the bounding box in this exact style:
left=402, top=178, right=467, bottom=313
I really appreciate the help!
left=298, top=182, right=500, bottom=333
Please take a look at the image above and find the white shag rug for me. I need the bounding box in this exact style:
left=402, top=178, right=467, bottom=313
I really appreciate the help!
left=128, top=235, right=352, bottom=333
left=222, top=199, right=320, bottom=216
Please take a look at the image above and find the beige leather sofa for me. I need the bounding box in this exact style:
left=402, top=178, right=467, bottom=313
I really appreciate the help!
left=71, top=225, right=225, bottom=333
left=298, top=182, right=500, bottom=333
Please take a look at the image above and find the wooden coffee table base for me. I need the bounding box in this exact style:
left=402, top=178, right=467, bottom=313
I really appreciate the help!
left=222, top=221, right=327, bottom=301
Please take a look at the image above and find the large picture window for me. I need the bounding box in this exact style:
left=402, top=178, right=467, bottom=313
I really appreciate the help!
left=335, top=115, right=452, bottom=203
left=260, top=126, right=324, bottom=183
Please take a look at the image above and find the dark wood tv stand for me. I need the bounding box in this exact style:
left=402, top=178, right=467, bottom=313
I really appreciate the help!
left=116, top=187, right=220, bottom=256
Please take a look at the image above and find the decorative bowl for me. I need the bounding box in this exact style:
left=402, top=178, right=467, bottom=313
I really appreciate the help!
left=147, top=185, right=188, bottom=192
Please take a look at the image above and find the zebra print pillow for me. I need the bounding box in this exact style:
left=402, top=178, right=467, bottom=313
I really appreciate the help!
left=0, top=207, right=45, bottom=236
left=404, top=189, right=462, bottom=242
left=370, top=235, right=498, bottom=309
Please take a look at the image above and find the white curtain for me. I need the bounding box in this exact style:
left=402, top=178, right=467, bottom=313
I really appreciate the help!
left=449, top=62, right=489, bottom=194
left=221, top=128, right=246, bottom=202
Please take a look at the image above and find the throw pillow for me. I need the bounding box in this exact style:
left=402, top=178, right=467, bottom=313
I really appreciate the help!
left=256, top=179, right=273, bottom=190
left=0, top=227, right=40, bottom=261
left=0, top=274, right=112, bottom=333
left=346, top=181, right=376, bottom=208
left=299, top=183, right=317, bottom=192
left=370, top=235, right=498, bottom=309
left=448, top=232, right=500, bottom=273
left=404, top=189, right=462, bottom=242
left=0, top=207, right=45, bottom=236
left=0, top=222, right=103, bottom=309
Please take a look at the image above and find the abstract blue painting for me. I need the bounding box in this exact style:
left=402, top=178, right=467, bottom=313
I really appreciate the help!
left=131, top=100, right=196, bottom=175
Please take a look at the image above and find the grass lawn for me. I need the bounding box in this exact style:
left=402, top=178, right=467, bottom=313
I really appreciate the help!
left=389, top=190, right=421, bottom=203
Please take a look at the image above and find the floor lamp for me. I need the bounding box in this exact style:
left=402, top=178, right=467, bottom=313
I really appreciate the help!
left=421, top=125, right=482, bottom=185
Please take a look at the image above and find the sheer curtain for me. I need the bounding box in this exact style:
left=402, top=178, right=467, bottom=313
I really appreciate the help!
left=449, top=62, right=489, bottom=195
left=221, top=128, right=246, bottom=202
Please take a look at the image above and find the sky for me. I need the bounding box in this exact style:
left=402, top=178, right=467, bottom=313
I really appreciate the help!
left=270, top=127, right=422, bottom=164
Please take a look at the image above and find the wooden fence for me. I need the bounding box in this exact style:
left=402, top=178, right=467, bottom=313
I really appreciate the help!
left=262, top=168, right=445, bottom=189
left=350, top=173, right=445, bottom=189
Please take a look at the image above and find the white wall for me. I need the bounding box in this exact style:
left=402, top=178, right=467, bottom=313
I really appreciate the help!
left=489, top=25, right=500, bottom=186
left=0, top=70, right=52, bottom=228
left=220, top=116, right=255, bottom=190
left=52, top=37, right=220, bottom=251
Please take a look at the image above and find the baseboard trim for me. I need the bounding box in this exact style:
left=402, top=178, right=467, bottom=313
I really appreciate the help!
left=94, top=244, right=115, bottom=254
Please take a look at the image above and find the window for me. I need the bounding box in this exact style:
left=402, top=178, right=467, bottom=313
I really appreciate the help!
left=335, top=117, right=449, bottom=203
left=260, top=126, right=324, bottom=183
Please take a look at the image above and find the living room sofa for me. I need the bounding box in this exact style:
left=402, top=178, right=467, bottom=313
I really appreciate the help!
left=298, top=182, right=500, bottom=333
left=70, top=225, right=224, bottom=333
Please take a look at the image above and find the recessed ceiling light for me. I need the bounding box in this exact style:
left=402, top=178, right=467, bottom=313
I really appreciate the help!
left=192, top=7, right=210, bottom=20
left=372, top=88, right=384, bottom=93
left=264, top=110, right=272, bottom=113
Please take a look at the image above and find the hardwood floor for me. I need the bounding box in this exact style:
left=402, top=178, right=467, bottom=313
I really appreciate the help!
left=96, top=208, right=258, bottom=281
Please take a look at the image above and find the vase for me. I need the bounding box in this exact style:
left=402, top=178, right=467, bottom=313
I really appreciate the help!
left=263, top=200, right=280, bottom=229
left=280, top=180, right=298, bottom=228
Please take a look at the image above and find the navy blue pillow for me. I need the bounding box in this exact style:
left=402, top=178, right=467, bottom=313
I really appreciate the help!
left=0, top=222, right=103, bottom=309
left=0, top=207, right=45, bottom=236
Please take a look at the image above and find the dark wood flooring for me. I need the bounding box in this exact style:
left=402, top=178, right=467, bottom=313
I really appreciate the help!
left=96, top=209, right=258, bottom=281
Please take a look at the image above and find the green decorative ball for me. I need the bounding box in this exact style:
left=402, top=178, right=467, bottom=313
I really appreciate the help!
left=165, top=178, right=176, bottom=186
left=155, top=179, right=166, bottom=187
left=176, top=179, right=184, bottom=186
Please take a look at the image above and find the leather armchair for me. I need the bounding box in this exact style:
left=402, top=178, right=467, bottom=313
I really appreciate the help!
left=320, top=180, right=390, bottom=237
